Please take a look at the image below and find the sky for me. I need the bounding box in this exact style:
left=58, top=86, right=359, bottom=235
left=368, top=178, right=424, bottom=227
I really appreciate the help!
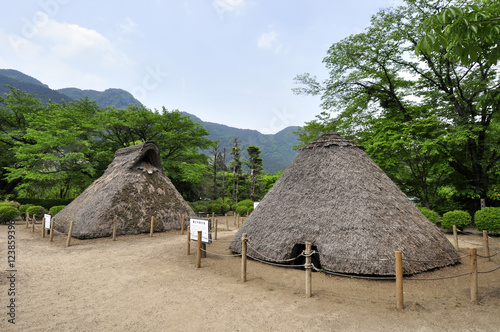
left=0, top=0, right=399, bottom=134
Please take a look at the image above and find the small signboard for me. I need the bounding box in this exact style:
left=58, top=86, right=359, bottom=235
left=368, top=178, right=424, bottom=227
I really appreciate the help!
left=190, top=218, right=212, bottom=244
left=44, top=214, right=51, bottom=229
left=480, top=198, right=486, bottom=210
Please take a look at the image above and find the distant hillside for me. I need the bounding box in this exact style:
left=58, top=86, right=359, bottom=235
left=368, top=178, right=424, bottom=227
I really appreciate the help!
left=58, top=87, right=142, bottom=109
left=185, top=113, right=298, bottom=173
left=0, top=70, right=71, bottom=103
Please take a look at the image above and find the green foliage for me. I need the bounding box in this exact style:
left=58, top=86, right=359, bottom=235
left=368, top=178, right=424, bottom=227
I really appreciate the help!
left=50, top=205, right=66, bottom=216
left=0, top=205, right=19, bottom=223
left=418, top=207, right=440, bottom=224
left=0, top=201, right=19, bottom=208
left=26, top=205, right=46, bottom=217
left=247, top=206, right=254, bottom=215
left=16, top=199, right=73, bottom=210
left=19, top=204, right=34, bottom=214
left=236, top=199, right=254, bottom=209
left=235, top=205, right=248, bottom=216
left=441, top=210, right=471, bottom=230
left=474, top=207, right=500, bottom=233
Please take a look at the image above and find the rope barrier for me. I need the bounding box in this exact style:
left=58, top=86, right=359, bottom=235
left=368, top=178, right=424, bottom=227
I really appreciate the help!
left=198, top=246, right=242, bottom=257
left=250, top=255, right=306, bottom=268
left=246, top=242, right=305, bottom=263
left=311, top=264, right=396, bottom=280
left=478, top=265, right=500, bottom=274
left=404, top=272, right=471, bottom=281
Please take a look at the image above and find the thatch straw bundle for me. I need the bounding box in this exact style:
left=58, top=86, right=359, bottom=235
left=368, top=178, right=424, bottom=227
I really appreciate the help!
left=230, top=133, right=460, bottom=275
left=54, top=141, right=195, bottom=239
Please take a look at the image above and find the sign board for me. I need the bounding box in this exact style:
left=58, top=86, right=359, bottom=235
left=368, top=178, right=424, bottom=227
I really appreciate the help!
left=253, top=202, right=260, bottom=209
left=480, top=198, right=486, bottom=210
left=190, top=218, right=212, bottom=244
left=44, top=214, right=51, bottom=229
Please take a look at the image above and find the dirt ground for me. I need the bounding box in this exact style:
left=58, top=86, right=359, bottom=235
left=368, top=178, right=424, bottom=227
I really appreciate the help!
left=1, top=220, right=499, bottom=332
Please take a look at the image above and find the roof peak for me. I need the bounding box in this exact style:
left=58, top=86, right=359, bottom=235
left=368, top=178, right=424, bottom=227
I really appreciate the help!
left=303, top=132, right=361, bottom=150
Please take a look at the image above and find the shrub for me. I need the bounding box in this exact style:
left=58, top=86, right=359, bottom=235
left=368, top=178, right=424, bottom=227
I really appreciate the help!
left=418, top=207, right=440, bottom=224
left=50, top=205, right=66, bottom=216
left=247, top=206, right=254, bottom=215
left=207, top=201, right=222, bottom=215
left=475, top=207, right=500, bottom=233
left=237, top=199, right=254, bottom=209
left=235, top=205, right=248, bottom=216
left=0, top=200, right=20, bottom=208
left=26, top=205, right=46, bottom=218
left=0, top=206, right=19, bottom=223
left=19, top=204, right=35, bottom=214
left=441, top=210, right=471, bottom=230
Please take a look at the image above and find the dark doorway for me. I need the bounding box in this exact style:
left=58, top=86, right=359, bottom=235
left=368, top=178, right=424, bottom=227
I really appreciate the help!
left=290, top=243, right=321, bottom=270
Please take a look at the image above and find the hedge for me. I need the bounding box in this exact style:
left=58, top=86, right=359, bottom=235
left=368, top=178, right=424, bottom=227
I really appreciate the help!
left=418, top=207, right=440, bottom=224
left=475, top=207, right=500, bottom=233
left=441, top=210, right=471, bottom=230
left=0, top=206, right=19, bottom=223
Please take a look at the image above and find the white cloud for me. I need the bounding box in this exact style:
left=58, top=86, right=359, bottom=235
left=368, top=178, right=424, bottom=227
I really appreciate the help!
left=213, top=0, right=246, bottom=19
left=119, top=17, right=137, bottom=33
left=257, top=31, right=277, bottom=49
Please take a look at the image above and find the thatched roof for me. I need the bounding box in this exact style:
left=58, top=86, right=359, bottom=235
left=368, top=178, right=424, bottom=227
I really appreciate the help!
left=230, top=132, right=460, bottom=275
left=54, top=141, right=195, bottom=239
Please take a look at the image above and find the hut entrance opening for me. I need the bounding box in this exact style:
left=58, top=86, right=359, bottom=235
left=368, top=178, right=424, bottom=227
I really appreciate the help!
left=290, top=243, right=321, bottom=270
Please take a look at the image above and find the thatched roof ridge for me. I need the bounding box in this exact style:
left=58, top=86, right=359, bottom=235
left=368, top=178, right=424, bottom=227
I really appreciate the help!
left=54, top=141, right=195, bottom=239
left=230, top=133, right=460, bottom=276
left=302, top=132, right=361, bottom=150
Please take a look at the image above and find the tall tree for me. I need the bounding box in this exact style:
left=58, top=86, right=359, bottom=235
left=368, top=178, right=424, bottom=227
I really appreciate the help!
left=246, top=145, right=264, bottom=201
left=230, top=137, right=241, bottom=205
left=293, top=0, right=500, bottom=211
left=210, top=143, right=220, bottom=200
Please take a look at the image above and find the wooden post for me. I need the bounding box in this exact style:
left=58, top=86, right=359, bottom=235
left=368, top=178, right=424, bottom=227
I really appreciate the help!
left=470, top=247, right=478, bottom=303
left=237, top=214, right=240, bottom=228
left=395, top=251, right=404, bottom=309
left=241, top=233, right=248, bottom=282
left=41, top=216, right=46, bottom=237
left=112, top=217, right=117, bottom=241
left=66, top=221, right=74, bottom=248
left=305, top=242, right=312, bottom=298
left=196, top=231, right=202, bottom=268
left=214, top=219, right=218, bottom=240
left=186, top=226, right=191, bottom=255
left=181, top=215, right=185, bottom=235
left=25, top=212, right=29, bottom=228
left=453, top=225, right=459, bottom=251
left=483, top=230, right=490, bottom=262
left=226, top=214, right=229, bottom=231
left=49, top=217, right=55, bottom=242
left=32, top=215, right=35, bottom=232
left=150, top=216, right=155, bottom=237
left=201, top=243, right=206, bottom=258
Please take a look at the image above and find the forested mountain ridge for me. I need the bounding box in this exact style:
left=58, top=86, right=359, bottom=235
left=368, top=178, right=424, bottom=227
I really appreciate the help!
left=184, top=113, right=298, bottom=173
left=58, top=87, right=142, bottom=109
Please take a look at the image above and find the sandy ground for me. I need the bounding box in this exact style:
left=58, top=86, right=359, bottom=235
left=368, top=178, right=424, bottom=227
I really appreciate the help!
left=1, top=219, right=499, bottom=332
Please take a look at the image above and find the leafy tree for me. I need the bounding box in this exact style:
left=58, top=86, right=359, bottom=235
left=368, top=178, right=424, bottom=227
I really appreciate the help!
left=293, top=0, right=500, bottom=211
left=230, top=137, right=241, bottom=205
left=246, top=145, right=264, bottom=201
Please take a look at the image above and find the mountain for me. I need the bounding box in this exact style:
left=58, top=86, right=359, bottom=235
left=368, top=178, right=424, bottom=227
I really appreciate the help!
left=185, top=113, right=298, bottom=173
left=58, top=87, right=141, bottom=109
left=0, top=69, right=72, bottom=103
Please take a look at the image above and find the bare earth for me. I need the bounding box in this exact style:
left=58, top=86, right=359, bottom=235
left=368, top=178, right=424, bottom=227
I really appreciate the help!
left=1, top=220, right=499, bottom=332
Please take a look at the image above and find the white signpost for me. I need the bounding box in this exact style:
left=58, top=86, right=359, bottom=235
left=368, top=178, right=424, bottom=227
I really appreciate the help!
left=190, top=218, right=211, bottom=244
left=44, top=214, right=51, bottom=229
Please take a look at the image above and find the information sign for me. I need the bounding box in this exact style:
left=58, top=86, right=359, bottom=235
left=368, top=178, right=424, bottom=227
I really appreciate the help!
left=44, top=214, right=51, bottom=229
left=190, top=218, right=212, bottom=244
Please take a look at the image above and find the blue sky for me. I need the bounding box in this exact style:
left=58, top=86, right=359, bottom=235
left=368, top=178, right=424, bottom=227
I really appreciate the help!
left=1, top=0, right=398, bottom=134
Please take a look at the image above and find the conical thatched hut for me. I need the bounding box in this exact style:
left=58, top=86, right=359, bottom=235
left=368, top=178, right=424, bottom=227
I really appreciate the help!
left=230, top=132, right=460, bottom=275
left=54, top=141, right=195, bottom=239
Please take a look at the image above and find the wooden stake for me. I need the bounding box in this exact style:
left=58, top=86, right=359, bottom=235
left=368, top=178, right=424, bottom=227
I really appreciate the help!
left=186, top=226, right=191, bottom=256
left=66, top=220, right=74, bottom=248
left=470, top=247, right=478, bottom=303
left=453, top=225, right=459, bottom=251
left=241, top=233, right=247, bottom=282
left=112, top=217, right=117, bottom=241
left=395, top=251, right=404, bottom=309
left=196, top=231, right=202, bottom=268
left=237, top=214, right=240, bottom=228
left=201, top=243, right=206, bottom=258
left=49, top=217, right=55, bottom=242
left=32, top=215, right=35, bottom=232
left=214, top=219, right=218, bottom=240
left=41, top=216, right=46, bottom=237
left=483, top=230, right=490, bottom=262
left=226, top=213, right=229, bottom=231
left=150, top=216, right=155, bottom=237
left=181, top=215, right=185, bottom=235
left=305, top=242, right=312, bottom=298
left=25, top=212, right=29, bottom=228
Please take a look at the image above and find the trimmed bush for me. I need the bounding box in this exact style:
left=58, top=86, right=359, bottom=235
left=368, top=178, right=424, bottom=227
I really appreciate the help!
left=235, top=205, right=248, bottom=216
left=475, top=207, right=500, bottom=233
left=418, top=207, right=440, bottom=224
left=441, top=210, right=471, bottom=230
left=19, top=204, right=35, bottom=214
left=0, top=201, right=20, bottom=208
left=237, top=199, right=254, bottom=209
left=207, top=201, right=223, bottom=215
left=247, top=206, right=254, bottom=215
left=50, top=205, right=66, bottom=216
left=26, top=205, right=46, bottom=218
left=0, top=206, right=19, bottom=223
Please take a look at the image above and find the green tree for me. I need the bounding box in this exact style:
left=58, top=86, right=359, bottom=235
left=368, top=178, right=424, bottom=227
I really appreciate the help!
left=230, top=137, right=241, bottom=205
left=293, top=0, right=500, bottom=211
left=246, top=145, right=264, bottom=201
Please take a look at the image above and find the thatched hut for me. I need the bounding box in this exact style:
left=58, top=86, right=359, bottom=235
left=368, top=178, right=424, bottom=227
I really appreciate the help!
left=230, top=132, right=460, bottom=275
left=54, top=141, right=195, bottom=239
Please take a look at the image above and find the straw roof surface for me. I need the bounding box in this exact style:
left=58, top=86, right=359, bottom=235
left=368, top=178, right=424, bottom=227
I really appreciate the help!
left=230, top=132, right=460, bottom=275
left=54, top=141, right=195, bottom=239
